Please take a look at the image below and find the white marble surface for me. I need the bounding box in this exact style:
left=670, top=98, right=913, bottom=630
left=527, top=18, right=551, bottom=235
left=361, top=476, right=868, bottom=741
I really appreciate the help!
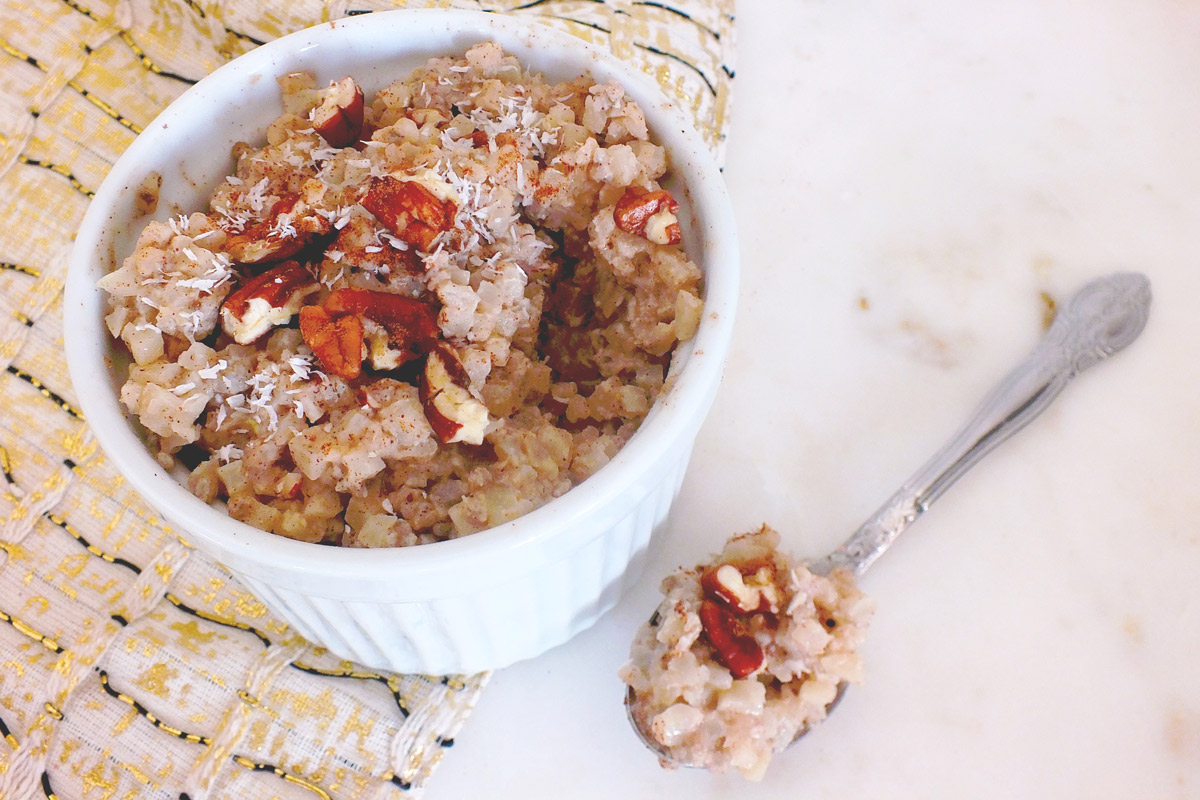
left=429, top=1, right=1200, bottom=796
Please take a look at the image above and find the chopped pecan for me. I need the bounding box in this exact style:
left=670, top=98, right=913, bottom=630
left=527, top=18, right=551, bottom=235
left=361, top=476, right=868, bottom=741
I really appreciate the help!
left=310, top=76, right=365, bottom=148
left=361, top=175, right=457, bottom=251
left=420, top=343, right=489, bottom=445
left=298, top=305, right=364, bottom=380
left=698, top=598, right=764, bottom=679
left=701, top=562, right=782, bottom=615
left=326, top=215, right=420, bottom=283
left=220, top=260, right=319, bottom=344
left=224, top=194, right=330, bottom=265
left=613, top=185, right=682, bottom=245
left=322, top=288, right=439, bottom=368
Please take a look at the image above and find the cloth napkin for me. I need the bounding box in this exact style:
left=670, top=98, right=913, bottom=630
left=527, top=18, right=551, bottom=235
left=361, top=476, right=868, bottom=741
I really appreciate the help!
left=0, top=0, right=733, bottom=797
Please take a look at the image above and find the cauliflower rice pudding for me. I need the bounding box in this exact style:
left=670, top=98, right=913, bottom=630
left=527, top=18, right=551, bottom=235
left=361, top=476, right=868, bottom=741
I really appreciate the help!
left=99, top=43, right=703, bottom=547
left=620, top=526, right=873, bottom=780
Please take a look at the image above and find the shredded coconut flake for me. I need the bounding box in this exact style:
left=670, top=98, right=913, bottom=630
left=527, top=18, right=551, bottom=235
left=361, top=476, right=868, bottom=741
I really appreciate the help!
left=245, top=178, right=271, bottom=214
left=168, top=214, right=190, bottom=235
left=214, top=443, right=243, bottom=463
left=198, top=359, right=228, bottom=380
left=287, top=354, right=316, bottom=382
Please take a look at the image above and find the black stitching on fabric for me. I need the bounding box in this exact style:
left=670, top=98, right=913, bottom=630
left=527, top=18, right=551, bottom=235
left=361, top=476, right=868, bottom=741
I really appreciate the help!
left=0, top=38, right=143, bottom=134
left=0, top=710, right=17, bottom=749
left=549, top=15, right=610, bottom=34
left=389, top=774, right=413, bottom=791
left=229, top=756, right=334, bottom=799
left=231, top=30, right=266, bottom=46
left=633, top=1, right=722, bottom=40
left=0, top=39, right=39, bottom=68
left=4, top=365, right=84, bottom=419
left=0, top=262, right=40, bottom=277
left=46, top=512, right=144, bottom=574
left=65, top=83, right=143, bottom=133
left=436, top=736, right=454, bottom=747
left=116, top=32, right=200, bottom=85
left=513, top=0, right=603, bottom=9
left=62, top=0, right=258, bottom=64
left=41, top=771, right=58, bottom=799
left=0, top=608, right=63, bottom=653
left=110, top=613, right=129, bottom=626
left=178, top=0, right=266, bottom=47
left=15, top=155, right=96, bottom=198
left=98, top=671, right=213, bottom=745
left=539, top=15, right=719, bottom=95
left=289, top=662, right=412, bottom=718
left=60, top=0, right=199, bottom=84
left=636, top=42, right=716, bottom=95
left=0, top=446, right=15, bottom=485
left=163, top=593, right=273, bottom=647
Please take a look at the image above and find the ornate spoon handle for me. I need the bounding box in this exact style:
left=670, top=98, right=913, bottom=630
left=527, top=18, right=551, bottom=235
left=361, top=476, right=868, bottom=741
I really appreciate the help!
left=811, top=272, right=1151, bottom=577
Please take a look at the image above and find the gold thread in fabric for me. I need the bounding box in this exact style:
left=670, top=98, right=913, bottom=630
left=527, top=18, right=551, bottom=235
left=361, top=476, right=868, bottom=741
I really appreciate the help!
left=0, top=37, right=144, bottom=134
left=3, top=366, right=83, bottom=420
left=230, top=755, right=335, bottom=800
left=0, top=263, right=40, bottom=278
left=97, top=671, right=212, bottom=745
left=183, top=640, right=308, bottom=798
left=290, top=661, right=413, bottom=717
left=163, top=592, right=273, bottom=647
left=0, top=609, right=64, bottom=654
left=12, top=154, right=95, bottom=198
left=45, top=512, right=143, bottom=574
left=54, top=0, right=201, bottom=83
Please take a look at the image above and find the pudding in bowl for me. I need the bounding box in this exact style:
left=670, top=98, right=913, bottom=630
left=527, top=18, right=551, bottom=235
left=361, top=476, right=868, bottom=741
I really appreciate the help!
left=64, top=9, right=738, bottom=675
left=99, top=42, right=704, bottom=549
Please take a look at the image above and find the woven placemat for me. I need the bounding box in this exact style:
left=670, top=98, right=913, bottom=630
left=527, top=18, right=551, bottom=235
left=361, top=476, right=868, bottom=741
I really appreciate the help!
left=0, top=1, right=733, bottom=797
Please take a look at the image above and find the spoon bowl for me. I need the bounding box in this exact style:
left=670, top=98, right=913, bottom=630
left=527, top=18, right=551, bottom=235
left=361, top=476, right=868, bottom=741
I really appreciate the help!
left=624, top=271, right=1151, bottom=769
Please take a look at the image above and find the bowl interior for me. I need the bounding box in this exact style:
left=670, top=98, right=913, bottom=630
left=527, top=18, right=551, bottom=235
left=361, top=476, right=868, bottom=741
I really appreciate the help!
left=65, top=9, right=738, bottom=601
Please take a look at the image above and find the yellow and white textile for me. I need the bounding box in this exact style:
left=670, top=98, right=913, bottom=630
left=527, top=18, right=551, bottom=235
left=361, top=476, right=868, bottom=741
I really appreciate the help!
left=0, top=1, right=733, bottom=797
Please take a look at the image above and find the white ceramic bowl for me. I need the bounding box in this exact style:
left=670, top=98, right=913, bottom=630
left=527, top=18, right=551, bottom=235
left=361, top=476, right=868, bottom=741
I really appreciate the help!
left=64, top=9, right=737, bottom=675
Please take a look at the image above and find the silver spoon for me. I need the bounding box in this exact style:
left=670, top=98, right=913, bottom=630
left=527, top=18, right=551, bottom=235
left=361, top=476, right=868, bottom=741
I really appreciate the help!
left=626, top=271, right=1152, bottom=766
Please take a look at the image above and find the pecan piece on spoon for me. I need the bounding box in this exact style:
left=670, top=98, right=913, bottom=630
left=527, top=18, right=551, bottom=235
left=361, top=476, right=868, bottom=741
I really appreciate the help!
left=698, top=599, right=764, bottom=679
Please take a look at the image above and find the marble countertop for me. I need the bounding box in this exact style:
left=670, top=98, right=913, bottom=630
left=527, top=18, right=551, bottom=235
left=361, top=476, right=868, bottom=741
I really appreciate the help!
left=430, top=1, right=1200, bottom=796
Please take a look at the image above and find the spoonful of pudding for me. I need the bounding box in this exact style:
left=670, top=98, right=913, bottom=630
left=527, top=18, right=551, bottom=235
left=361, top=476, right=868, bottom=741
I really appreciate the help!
left=620, top=272, right=1152, bottom=780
